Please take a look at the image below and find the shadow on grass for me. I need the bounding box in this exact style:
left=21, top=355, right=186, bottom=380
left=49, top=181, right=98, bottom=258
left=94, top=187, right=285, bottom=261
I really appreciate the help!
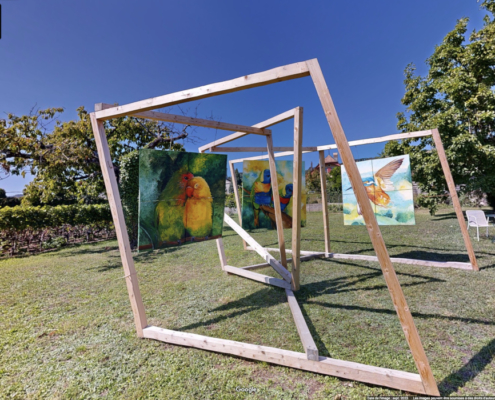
left=438, top=338, right=495, bottom=395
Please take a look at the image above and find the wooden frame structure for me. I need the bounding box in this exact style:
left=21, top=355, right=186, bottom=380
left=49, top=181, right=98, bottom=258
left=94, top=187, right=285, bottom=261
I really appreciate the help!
left=219, top=128, right=478, bottom=272
left=88, top=58, right=481, bottom=395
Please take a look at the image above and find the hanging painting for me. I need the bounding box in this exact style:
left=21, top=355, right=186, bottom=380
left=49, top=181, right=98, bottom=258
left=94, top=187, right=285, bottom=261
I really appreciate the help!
left=341, top=155, right=415, bottom=225
left=241, top=160, right=306, bottom=230
left=138, top=149, right=227, bottom=250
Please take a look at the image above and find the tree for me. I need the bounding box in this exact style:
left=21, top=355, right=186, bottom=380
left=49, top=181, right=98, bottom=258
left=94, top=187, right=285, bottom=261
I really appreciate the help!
left=326, top=165, right=342, bottom=191
left=382, top=0, right=495, bottom=213
left=306, top=168, right=321, bottom=192
left=0, top=106, right=190, bottom=205
left=0, top=188, right=5, bottom=199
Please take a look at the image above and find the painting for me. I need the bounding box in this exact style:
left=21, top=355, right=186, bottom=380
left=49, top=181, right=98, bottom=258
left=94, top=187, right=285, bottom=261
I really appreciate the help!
left=241, top=160, right=306, bottom=230
left=138, top=149, right=227, bottom=250
left=341, top=155, right=415, bottom=225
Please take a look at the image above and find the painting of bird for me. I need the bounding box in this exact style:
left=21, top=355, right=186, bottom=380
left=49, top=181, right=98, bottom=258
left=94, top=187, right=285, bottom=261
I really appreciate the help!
left=154, top=171, right=194, bottom=245
left=278, top=183, right=293, bottom=212
left=346, top=158, right=404, bottom=215
left=250, top=169, right=272, bottom=227
left=183, top=176, right=213, bottom=239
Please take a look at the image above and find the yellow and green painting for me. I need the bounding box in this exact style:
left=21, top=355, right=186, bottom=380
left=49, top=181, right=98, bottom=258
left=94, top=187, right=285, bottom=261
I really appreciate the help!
left=341, top=155, right=415, bottom=225
left=138, top=149, right=227, bottom=250
left=242, top=160, right=306, bottom=230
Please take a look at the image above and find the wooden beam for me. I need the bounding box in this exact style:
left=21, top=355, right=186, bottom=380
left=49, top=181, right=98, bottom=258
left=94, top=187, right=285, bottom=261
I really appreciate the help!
left=211, top=146, right=318, bottom=152
left=224, top=265, right=291, bottom=290
left=291, top=107, right=303, bottom=291
left=286, top=289, right=318, bottom=360
left=142, top=326, right=427, bottom=394
left=318, top=150, right=331, bottom=255
left=252, top=247, right=327, bottom=257
left=241, top=254, right=324, bottom=271
left=266, top=134, right=288, bottom=269
left=228, top=130, right=433, bottom=162
left=316, top=130, right=433, bottom=151
left=198, top=109, right=296, bottom=153
left=89, top=113, right=148, bottom=337
left=329, top=253, right=474, bottom=271
left=229, top=161, right=247, bottom=250
left=307, top=59, right=439, bottom=396
left=95, top=62, right=309, bottom=120
left=129, top=110, right=270, bottom=136
left=223, top=213, right=292, bottom=283
left=431, top=129, right=479, bottom=271
left=216, top=238, right=229, bottom=274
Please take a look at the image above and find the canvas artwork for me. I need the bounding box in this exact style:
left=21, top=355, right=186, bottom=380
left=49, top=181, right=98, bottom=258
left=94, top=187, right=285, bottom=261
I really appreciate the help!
left=341, top=155, right=415, bottom=226
left=241, top=160, right=306, bottom=230
left=138, top=149, right=227, bottom=250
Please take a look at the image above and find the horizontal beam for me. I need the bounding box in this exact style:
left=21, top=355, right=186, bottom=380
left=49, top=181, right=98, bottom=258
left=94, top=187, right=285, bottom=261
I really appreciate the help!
left=253, top=247, right=327, bottom=257
left=95, top=62, right=310, bottom=120
left=129, top=110, right=271, bottom=136
left=329, top=253, right=473, bottom=270
left=240, top=254, right=324, bottom=271
left=224, top=265, right=291, bottom=289
left=211, top=146, right=317, bottom=153
left=316, top=130, right=433, bottom=151
left=223, top=214, right=292, bottom=283
left=229, top=130, right=433, bottom=163
left=286, top=289, right=319, bottom=360
left=143, top=326, right=426, bottom=394
left=198, top=108, right=296, bottom=153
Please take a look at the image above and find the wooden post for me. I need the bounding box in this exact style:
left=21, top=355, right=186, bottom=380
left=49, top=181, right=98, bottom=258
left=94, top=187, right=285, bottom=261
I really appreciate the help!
left=318, top=150, right=331, bottom=255
left=431, top=129, right=479, bottom=271
left=291, top=107, right=303, bottom=291
left=216, top=238, right=229, bottom=274
left=89, top=113, right=148, bottom=337
left=266, top=134, right=288, bottom=269
left=229, top=161, right=247, bottom=250
left=307, top=59, right=439, bottom=396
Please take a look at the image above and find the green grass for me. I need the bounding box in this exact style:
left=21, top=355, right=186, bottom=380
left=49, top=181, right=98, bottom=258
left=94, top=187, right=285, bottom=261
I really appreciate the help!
left=1, top=209, right=495, bottom=399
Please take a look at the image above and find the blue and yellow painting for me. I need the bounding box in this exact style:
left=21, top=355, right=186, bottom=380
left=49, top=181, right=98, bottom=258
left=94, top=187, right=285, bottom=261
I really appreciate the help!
left=138, top=149, right=227, bottom=250
left=341, top=155, right=415, bottom=225
left=241, top=160, right=306, bottom=230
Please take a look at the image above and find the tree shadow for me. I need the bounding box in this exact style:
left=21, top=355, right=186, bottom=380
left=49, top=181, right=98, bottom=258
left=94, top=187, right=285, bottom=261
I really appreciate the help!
left=438, top=338, right=495, bottom=395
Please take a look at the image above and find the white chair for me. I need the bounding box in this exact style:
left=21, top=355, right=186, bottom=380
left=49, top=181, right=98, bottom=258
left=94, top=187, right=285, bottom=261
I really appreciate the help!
left=466, top=210, right=490, bottom=241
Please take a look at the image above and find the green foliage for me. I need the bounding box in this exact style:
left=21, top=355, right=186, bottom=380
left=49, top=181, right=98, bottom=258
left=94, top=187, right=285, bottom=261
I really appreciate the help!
left=383, top=1, right=495, bottom=214
left=0, top=189, right=5, bottom=199
left=326, top=166, right=342, bottom=191
left=1, top=106, right=185, bottom=206
left=120, top=150, right=140, bottom=248
left=225, top=192, right=236, bottom=209
left=306, top=169, right=321, bottom=192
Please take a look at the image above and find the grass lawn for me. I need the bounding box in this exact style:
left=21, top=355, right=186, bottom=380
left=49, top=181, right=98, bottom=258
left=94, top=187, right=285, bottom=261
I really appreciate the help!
left=1, top=208, right=495, bottom=399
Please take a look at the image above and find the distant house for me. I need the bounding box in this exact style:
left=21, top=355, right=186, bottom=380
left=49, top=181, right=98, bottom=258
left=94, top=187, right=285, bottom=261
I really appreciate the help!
left=225, top=177, right=233, bottom=194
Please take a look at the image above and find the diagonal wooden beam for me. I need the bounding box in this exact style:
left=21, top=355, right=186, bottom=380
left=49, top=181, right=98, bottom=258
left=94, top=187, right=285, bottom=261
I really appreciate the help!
left=129, top=110, right=270, bottom=136
left=224, top=265, right=291, bottom=290
left=306, top=58, right=440, bottom=396
left=223, top=213, right=292, bottom=283
left=198, top=108, right=296, bottom=153
left=95, top=63, right=309, bottom=120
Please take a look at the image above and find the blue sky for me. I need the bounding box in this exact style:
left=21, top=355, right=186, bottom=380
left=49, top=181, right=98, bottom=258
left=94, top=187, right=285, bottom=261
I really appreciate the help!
left=0, top=0, right=489, bottom=195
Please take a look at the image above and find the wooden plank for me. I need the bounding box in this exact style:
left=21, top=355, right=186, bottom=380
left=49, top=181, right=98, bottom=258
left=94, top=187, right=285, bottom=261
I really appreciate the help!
left=319, top=150, right=331, bottom=255
left=291, top=107, right=303, bottom=291
left=241, top=254, right=323, bottom=271
left=329, top=253, right=474, bottom=271
left=224, top=265, right=291, bottom=290
left=211, top=146, right=318, bottom=152
left=431, top=129, right=479, bottom=271
left=229, top=161, right=247, bottom=250
left=286, top=289, right=318, bottom=360
left=306, top=59, right=439, bottom=396
left=230, top=150, right=313, bottom=163
left=216, top=238, right=229, bottom=274
left=316, top=130, right=433, bottom=151
left=143, top=326, right=427, bottom=394
left=198, top=109, right=296, bottom=153
left=252, top=247, right=327, bottom=257
left=95, top=62, right=309, bottom=120
left=129, top=110, right=270, bottom=136
left=266, top=134, right=288, bottom=268
left=90, top=113, right=148, bottom=337
left=223, top=213, right=292, bottom=283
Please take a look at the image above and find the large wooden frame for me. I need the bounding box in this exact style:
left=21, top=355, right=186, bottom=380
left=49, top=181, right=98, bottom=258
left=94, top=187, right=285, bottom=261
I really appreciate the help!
left=88, top=58, right=483, bottom=395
